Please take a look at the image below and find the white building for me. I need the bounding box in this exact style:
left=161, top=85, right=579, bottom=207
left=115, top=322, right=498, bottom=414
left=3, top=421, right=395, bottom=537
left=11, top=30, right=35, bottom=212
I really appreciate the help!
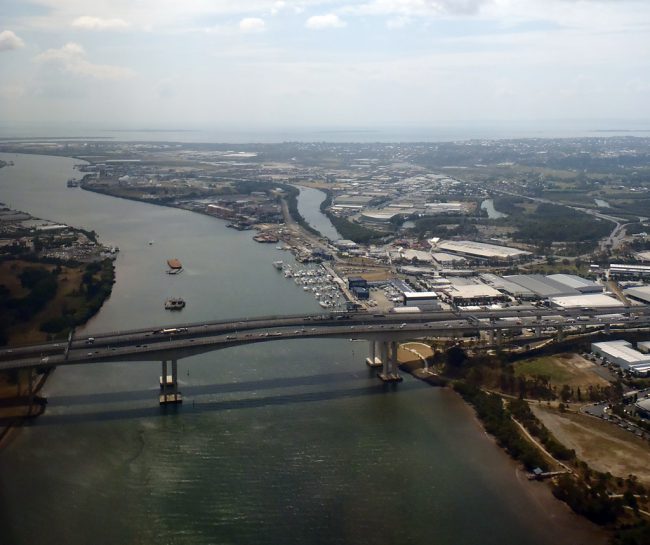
left=591, top=340, right=650, bottom=375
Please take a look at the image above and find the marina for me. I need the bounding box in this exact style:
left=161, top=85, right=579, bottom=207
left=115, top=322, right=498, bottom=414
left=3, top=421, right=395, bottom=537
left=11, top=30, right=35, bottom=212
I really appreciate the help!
left=279, top=261, right=348, bottom=310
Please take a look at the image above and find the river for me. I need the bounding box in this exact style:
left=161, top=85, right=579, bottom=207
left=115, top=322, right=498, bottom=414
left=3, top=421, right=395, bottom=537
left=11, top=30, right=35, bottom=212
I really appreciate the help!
left=295, top=185, right=341, bottom=241
left=0, top=152, right=604, bottom=545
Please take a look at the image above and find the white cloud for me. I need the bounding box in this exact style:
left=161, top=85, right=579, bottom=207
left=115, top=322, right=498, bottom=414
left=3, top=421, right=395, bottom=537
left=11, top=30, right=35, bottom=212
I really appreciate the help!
left=0, top=30, right=25, bottom=52
left=35, top=43, right=135, bottom=80
left=271, top=1, right=286, bottom=16
left=71, top=16, right=130, bottom=30
left=386, top=16, right=411, bottom=29
left=306, top=14, right=346, bottom=29
left=239, top=17, right=266, bottom=32
left=347, top=0, right=491, bottom=17
left=0, top=84, right=26, bottom=99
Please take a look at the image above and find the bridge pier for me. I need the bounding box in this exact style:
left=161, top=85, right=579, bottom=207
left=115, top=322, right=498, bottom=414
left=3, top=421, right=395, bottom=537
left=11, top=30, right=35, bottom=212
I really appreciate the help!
left=488, top=329, right=496, bottom=345
left=366, top=340, right=382, bottom=368
left=159, top=359, right=182, bottom=405
left=604, top=323, right=611, bottom=334
left=378, top=340, right=403, bottom=383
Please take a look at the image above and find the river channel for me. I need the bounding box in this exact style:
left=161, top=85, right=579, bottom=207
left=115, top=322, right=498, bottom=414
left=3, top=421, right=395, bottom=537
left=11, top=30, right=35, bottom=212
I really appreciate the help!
left=295, top=185, right=341, bottom=240
left=0, top=152, right=603, bottom=545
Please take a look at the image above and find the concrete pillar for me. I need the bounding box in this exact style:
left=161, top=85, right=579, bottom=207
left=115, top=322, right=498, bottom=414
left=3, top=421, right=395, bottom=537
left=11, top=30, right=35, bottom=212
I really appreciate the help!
left=381, top=341, right=389, bottom=376
left=171, top=359, right=178, bottom=397
left=488, top=329, right=495, bottom=345
left=390, top=341, right=399, bottom=377
left=366, top=340, right=380, bottom=367
left=604, top=323, right=611, bottom=334
left=557, top=326, right=565, bottom=341
left=161, top=360, right=168, bottom=390
left=535, top=326, right=542, bottom=337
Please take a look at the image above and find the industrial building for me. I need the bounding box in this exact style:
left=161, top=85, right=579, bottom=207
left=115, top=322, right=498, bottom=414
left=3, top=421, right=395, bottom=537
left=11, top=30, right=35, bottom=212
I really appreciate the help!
left=433, top=240, right=531, bottom=263
left=400, top=249, right=434, bottom=264
left=431, top=252, right=467, bottom=266
left=504, top=274, right=581, bottom=298
left=636, top=397, right=650, bottom=419
left=402, top=291, right=440, bottom=310
left=550, top=293, right=624, bottom=309
left=444, top=284, right=508, bottom=307
left=480, top=273, right=536, bottom=299
left=624, top=285, right=650, bottom=305
left=348, top=277, right=368, bottom=289
left=609, top=263, right=650, bottom=279
left=546, top=274, right=602, bottom=294
left=638, top=341, right=650, bottom=354
left=591, top=340, right=650, bottom=376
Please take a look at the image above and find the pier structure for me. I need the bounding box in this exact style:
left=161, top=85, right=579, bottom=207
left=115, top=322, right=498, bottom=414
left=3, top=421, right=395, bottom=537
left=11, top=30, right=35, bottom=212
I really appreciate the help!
left=365, top=340, right=402, bottom=381
left=159, top=359, right=182, bottom=404
left=365, top=340, right=382, bottom=368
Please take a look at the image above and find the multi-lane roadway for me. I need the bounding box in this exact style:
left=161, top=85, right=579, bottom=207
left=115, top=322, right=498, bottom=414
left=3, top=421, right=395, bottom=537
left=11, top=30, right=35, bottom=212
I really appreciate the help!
left=2, top=305, right=649, bottom=372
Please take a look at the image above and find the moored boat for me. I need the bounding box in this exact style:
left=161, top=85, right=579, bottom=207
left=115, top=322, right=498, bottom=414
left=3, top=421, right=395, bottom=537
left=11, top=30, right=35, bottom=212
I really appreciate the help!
left=164, top=298, right=186, bottom=310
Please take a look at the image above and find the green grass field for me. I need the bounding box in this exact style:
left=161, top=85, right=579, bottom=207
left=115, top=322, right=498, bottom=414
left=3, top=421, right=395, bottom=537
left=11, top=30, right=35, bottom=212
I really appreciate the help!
left=514, top=356, right=573, bottom=383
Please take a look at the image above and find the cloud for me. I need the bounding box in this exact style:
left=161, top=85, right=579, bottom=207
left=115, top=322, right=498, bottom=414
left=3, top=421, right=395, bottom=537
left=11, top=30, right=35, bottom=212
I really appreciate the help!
left=71, top=16, right=130, bottom=30
left=306, top=14, right=346, bottom=29
left=239, top=17, right=266, bottom=32
left=0, top=84, right=26, bottom=99
left=0, top=30, right=25, bottom=52
left=345, top=0, right=491, bottom=17
left=35, top=42, right=135, bottom=80
left=386, top=16, right=412, bottom=29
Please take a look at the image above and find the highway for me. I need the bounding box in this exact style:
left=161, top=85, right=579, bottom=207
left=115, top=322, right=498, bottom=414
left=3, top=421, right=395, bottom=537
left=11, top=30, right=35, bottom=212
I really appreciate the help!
left=1, top=305, right=650, bottom=372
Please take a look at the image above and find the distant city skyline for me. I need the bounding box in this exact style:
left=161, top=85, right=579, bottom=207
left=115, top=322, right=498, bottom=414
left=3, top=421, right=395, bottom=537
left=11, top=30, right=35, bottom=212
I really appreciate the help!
left=1, top=0, right=649, bottom=132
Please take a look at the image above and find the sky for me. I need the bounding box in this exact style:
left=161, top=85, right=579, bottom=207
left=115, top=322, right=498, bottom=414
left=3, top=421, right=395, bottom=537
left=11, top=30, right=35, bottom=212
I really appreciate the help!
left=1, top=0, right=650, bottom=133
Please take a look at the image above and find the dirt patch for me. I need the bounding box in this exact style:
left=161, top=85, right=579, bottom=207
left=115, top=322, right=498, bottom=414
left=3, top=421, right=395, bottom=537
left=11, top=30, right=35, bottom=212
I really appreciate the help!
left=533, top=406, right=650, bottom=486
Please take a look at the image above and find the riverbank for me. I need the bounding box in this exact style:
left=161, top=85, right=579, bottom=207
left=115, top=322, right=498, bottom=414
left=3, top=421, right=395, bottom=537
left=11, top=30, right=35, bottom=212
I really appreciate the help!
left=397, top=351, right=645, bottom=545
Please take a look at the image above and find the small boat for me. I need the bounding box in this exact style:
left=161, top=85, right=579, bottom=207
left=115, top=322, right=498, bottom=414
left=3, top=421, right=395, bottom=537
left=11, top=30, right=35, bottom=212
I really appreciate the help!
left=319, top=301, right=329, bottom=308
left=273, top=260, right=283, bottom=270
left=148, top=240, right=154, bottom=245
left=166, top=258, right=183, bottom=274
left=165, top=298, right=186, bottom=310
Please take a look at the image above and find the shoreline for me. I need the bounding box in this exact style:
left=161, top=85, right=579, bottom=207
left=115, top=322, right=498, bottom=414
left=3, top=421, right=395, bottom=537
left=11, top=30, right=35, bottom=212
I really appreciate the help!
left=398, top=358, right=610, bottom=545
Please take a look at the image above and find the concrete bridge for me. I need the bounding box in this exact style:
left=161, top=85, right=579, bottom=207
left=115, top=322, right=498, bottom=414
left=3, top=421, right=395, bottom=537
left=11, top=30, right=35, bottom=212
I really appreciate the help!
left=2, top=305, right=649, bottom=404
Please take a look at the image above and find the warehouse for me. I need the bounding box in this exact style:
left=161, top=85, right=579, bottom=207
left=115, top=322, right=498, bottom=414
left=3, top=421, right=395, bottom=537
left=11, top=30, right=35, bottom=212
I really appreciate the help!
left=609, top=264, right=650, bottom=279
left=433, top=240, right=531, bottom=262
left=638, top=341, right=650, bottom=354
left=480, top=273, right=536, bottom=299
left=504, top=274, right=580, bottom=298
left=359, top=209, right=404, bottom=224
left=550, top=293, right=624, bottom=309
left=635, top=397, right=650, bottom=419
left=445, top=284, right=508, bottom=307
left=591, top=340, right=650, bottom=375
left=402, top=291, right=440, bottom=310
left=546, top=274, right=602, bottom=294
left=624, top=285, right=650, bottom=305
left=431, top=252, right=467, bottom=266
left=401, top=249, right=434, bottom=264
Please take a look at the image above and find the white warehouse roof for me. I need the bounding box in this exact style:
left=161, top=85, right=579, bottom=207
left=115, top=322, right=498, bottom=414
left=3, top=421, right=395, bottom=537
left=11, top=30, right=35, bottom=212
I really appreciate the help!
left=550, top=293, right=624, bottom=309
left=403, top=291, right=438, bottom=300
left=435, top=240, right=531, bottom=260
left=592, top=340, right=650, bottom=365
left=625, top=285, right=650, bottom=304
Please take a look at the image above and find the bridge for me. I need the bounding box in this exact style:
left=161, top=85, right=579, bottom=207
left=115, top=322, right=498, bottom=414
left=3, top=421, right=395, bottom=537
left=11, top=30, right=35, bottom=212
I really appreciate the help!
left=2, top=305, right=649, bottom=404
